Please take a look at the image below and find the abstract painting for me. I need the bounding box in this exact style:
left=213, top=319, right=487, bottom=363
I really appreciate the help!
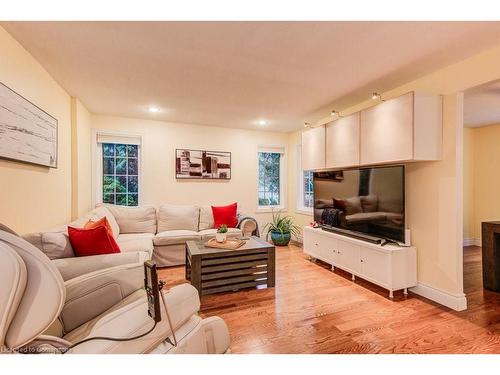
left=0, top=82, right=58, bottom=168
left=176, top=149, right=231, bottom=179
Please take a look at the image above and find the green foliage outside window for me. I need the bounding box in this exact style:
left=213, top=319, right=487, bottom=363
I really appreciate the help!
left=258, top=152, right=281, bottom=206
left=102, top=143, right=139, bottom=206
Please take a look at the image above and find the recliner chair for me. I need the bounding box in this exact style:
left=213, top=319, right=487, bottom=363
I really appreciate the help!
left=0, top=228, right=230, bottom=354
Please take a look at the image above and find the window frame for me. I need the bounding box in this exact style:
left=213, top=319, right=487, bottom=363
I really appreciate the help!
left=92, top=130, right=143, bottom=207
left=256, top=146, right=287, bottom=212
left=296, top=144, right=314, bottom=215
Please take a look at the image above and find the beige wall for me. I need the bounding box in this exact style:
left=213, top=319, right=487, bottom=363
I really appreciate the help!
left=287, top=132, right=313, bottom=232
left=71, top=98, right=93, bottom=218
left=0, top=26, right=73, bottom=233
left=91, top=115, right=289, bottom=230
left=463, top=127, right=475, bottom=240
left=463, top=123, right=500, bottom=242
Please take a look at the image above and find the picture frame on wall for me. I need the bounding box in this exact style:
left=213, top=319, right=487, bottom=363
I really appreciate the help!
left=176, top=149, right=231, bottom=180
left=0, top=82, right=58, bottom=168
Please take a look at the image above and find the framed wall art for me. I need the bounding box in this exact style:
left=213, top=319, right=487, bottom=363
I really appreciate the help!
left=176, top=149, right=231, bottom=180
left=0, top=82, right=58, bottom=168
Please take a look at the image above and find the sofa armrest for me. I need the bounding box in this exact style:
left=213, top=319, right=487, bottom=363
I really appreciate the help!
left=237, top=213, right=259, bottom=237
left=53, top=251, right=149, bottom=281
left=61, top=263, right=144, bottom=333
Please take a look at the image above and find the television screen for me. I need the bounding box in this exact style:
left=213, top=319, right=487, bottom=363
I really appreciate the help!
left=313, top=165, right=405, bottom=243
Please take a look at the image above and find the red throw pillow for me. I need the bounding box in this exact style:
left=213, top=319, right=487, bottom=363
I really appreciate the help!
left=212, top=202, right=238, bottom=228
left=84, top=216, right=114, bottom=237
left=68, top=225, right=121, bottom=257
left=333, top=198, right=347, bottom=211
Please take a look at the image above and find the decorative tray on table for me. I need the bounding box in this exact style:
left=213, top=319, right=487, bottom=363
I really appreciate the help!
left=204, top=238, right=246, bottom=250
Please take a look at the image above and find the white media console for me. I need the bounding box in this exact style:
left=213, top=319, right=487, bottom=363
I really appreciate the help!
left=303, top=226, right=417, bottom=298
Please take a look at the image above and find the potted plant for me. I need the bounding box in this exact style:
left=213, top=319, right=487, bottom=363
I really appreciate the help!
left=263, top=210, right=301, bottom=246
left=216, top=224, right=228, bottom=243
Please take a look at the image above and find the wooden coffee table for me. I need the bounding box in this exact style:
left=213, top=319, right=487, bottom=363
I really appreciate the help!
left=185, top=236, right=275, bottom=296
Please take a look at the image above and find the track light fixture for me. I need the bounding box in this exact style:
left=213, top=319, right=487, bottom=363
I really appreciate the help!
left=330, top=110, right=343, bottom=118
left=304, top=122, right=312, bottom=128
left=371, top=92, right=385, bottom=101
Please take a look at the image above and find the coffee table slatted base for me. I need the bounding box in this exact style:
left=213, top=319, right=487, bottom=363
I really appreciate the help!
left=186, top=238, right=275, bottom=296
left=201, top=250, right=270, bottom=295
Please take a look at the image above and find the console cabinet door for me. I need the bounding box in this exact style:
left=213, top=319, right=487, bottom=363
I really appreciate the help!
left=301, top=125, right=325, bottom=171
left=322, top=236, right=338, bottom=264
left=336, top=239, right=360, bottom=273
left=303, top=230, right=322, bottom=259
left=325, top=113, right=360, bottom=169
left=360, top=92, right=414, bottom=165
left=360, top=248, right=390, bottom=287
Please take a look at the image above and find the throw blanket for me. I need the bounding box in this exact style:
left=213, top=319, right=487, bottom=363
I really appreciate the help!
left=321, top=208, right=341, bottom=227
left=237, top=216, right=259, bottom=237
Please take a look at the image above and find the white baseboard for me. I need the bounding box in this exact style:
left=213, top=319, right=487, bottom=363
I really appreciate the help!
left=463, top=238, right=480, bottom=247
left=409, top=282, right=467, bottom=311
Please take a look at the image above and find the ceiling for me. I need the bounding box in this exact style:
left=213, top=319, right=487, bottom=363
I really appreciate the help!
left=4, top=21, right=500, bottom=132
left=464, top=79, right=500, bottom=128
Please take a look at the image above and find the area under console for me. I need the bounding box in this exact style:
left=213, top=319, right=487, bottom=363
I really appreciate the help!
left=303, top=226, right=417, bottom=298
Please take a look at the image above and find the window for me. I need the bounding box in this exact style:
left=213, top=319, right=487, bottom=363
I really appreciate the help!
left=258, top=152, right=281, bottom=206
left=297, top=145, right=314, bottom=213
left=94, top=132, right=141, bottom=207
left=302, top=170, right=314, bottom=209
left=102, top=143, right=139, bottom=206
left=258, top=146, right=286, bottom=209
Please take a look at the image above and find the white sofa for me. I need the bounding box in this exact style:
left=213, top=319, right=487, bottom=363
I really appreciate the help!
left=24, top=203, right=258, bottom=271
left=0, top=227, right=230, bottom=354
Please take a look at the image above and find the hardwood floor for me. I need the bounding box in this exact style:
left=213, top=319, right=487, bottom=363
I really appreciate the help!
left=158, top=244, right=500, bottom=353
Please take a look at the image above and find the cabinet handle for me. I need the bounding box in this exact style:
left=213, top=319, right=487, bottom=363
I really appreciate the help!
left=360, top=259, right=364, bottom=263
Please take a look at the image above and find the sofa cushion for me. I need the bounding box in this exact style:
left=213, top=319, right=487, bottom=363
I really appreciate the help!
left=378, top=198, right=403, bottom=214
left=345, top=212, right=387, bottom=224
left=68, top=226, right=121, bottom=257
left=116, top=233, right=154, bottom=254
left=199, top=206, right=214, bottom=231
left=212, top=202, right=238, bottom=228
left=360, top=195, right=378, bottom=213
left=84, top=216, right=115, bottom=237
left=98, top=204, right=157, bottom=234
left=154, top=230, right=201, bottom=246
left=198, top=228, right=242, bottom=241
left=23, top=231, right=75, bottom=260
left=345, top=196, right=363, bottom=216
left=315, top=198, right=333, bottom=209
left=157, top=204, right=199, bottom=232
left=71, top=206, right=120, bottom=239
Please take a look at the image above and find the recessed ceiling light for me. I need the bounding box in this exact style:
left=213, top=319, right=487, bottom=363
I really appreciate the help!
left=148, top=106, right=160, bottom=113
left=257, top=120, right=268, bottom=126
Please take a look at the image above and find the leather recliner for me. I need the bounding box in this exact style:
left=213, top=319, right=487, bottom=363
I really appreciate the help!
left=0, top=228, right=230, bottom=354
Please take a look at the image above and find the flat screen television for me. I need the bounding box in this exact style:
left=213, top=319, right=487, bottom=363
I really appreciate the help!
left=313, top=165, right=405, bottom=243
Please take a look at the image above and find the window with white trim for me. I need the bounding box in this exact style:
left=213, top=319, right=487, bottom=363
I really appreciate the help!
left=297, top=145, right=314, bottom=213
left=258, top=146, right=285, bottom=209
left=95, top=133, right=141, bottom=206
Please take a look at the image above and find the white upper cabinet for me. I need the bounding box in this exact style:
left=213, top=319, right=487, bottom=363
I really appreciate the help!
left=325, top=113, right=360, bottom=169
left=301, top=125, right=325, bottom=171
left=360, top=92, right=442, bottom=165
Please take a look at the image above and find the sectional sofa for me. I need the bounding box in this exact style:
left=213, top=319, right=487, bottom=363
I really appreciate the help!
left=24, top=203, right=258, bottom=277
